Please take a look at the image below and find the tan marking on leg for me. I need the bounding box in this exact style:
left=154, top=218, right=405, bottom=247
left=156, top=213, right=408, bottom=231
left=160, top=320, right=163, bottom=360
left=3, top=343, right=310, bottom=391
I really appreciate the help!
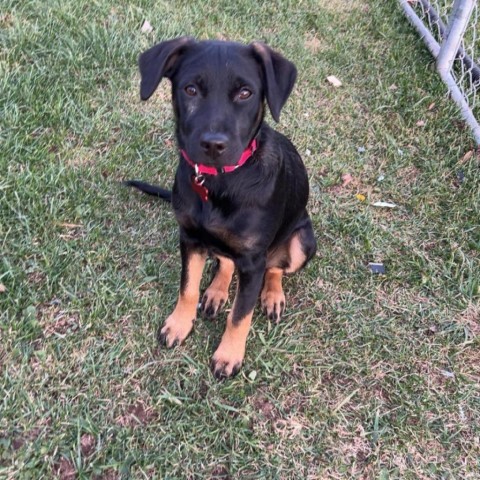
left=211, top=309, right=252, bottom=379
left=202, top=256, right=235, bottom=317
left=160, top=252, right=206, bottom=347
left=285, top=234, right=307, bottom=274
left=261, top=267, right=286, bottom=322
left=266, top=243, right=288, bottom=270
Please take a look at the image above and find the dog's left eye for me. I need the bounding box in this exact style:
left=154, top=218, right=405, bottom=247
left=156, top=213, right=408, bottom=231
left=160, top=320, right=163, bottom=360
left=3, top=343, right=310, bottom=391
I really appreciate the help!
left=184, top=85, right=197, bottom=96
left=238, top=88, right=252, bottom=100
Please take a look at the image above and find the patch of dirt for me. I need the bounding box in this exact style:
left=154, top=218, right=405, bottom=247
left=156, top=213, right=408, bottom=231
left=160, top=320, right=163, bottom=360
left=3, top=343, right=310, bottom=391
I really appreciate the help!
left=37, top=304, right=80, bottom=338
left=210, top=465, right=230, bottom=479
left=80, top=433, right=96, bottom=458
left=274, top=417, right=305, bottom=439
left=9, top=418, right=51, bottom=451
left=326, top=172, right=372, bottom=199
left=64, top=147, right=97, bottom=169
left=396, top=165, right=421, bottom=186
left=53, top=457, right=76, bottom=480
left=374, top=287, right=432, bottom=315
left=331, top=423, right=373, bottom=469
left=414, top=360, right=457, bottom=392
left=93, top=469, right=119, bottom=480
left=251, top=395, right=278, bottom=420
left=281, top=389, right=308, bottom=414
left=115, top=401, right=156, bottom=427
left=27, top=270, right=46, bottom=285
left=0, top=13, right=14, bottom=28
left=456, top=302, right=480, bottom=337
left=304, top=33, right=324, bottom=53
left=56, top=222, right=85, bottom=241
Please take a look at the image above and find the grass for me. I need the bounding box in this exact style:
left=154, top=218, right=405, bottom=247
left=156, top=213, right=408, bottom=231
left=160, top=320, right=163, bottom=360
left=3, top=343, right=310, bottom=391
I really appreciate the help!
left=1, top=0, right=479, bottom=478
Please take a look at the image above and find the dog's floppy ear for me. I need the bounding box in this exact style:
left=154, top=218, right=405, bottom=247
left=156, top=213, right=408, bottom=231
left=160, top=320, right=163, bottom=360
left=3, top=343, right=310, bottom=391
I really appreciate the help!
left=251, top=42, right=297, bottom=122
left=139, top=36, right=196, bottom=101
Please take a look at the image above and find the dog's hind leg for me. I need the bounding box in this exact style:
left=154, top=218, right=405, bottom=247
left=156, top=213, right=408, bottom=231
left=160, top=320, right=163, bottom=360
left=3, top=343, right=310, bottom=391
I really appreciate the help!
left=262, top=216, right=316, bottom=322
left=201, top=255, right=235, bottom=318
left=158, top=242, right=206, bottom=347
left=261, top=267, right=285, bottom=322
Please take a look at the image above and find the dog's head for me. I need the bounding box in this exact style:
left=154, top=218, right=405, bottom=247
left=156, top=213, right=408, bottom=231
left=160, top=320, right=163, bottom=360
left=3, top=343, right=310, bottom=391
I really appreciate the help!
left=139, top=37, right=297, bottom=168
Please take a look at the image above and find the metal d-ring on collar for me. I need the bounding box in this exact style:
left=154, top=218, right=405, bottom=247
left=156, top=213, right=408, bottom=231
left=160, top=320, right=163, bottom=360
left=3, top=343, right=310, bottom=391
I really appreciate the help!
left=194, top=164, right=205, bottom=184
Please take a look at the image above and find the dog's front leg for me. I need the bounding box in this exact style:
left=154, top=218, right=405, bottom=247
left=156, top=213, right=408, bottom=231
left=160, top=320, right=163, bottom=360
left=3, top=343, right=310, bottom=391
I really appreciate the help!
left=158, top=241, right=206, bottom=347
left=211, top=255, right=265, bottom=379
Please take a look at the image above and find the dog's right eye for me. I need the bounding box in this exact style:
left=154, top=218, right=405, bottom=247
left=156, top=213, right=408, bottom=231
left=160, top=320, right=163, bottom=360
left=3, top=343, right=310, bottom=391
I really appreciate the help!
left=184, top=85, right=197, bottom=96
left=238, top=88, right=252, bottom=100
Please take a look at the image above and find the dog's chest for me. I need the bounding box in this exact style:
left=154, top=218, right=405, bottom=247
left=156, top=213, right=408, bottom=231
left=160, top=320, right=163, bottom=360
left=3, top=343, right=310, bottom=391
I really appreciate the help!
left=175, top=199, right=256, bottom=252
left=176, top=200, right=230, bottom=237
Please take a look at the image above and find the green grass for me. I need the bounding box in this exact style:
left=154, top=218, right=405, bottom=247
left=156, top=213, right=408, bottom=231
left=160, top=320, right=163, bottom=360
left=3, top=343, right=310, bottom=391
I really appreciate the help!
left=1, top=0, right=479, bottom=478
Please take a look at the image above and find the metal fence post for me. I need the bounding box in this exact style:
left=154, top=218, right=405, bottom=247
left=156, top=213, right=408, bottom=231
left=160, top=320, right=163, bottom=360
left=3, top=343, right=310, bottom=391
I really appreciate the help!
left=399, top=0, right=480, bottom=144
left=437, top=0, right=476, bottom=76
left=399, top=0, right=441, bottom=57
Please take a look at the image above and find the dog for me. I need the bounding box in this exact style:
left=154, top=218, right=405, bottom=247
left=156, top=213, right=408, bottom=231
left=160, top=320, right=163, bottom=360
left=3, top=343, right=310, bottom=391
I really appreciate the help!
left=126, top=37, right=317, bottom=379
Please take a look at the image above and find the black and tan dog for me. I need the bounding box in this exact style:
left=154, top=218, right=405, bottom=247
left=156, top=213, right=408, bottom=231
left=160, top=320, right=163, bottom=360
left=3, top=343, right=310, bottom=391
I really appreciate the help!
left=126, top=37, right=316, bottom=379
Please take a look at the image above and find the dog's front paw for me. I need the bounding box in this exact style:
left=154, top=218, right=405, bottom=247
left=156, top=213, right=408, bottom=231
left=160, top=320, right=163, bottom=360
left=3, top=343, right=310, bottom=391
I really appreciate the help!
left=157, top=314, right=194, bottom=348
left=261, top=288, right=286, bottom=323
left=210, top=340, right=245, bottom=380
left=201, top=287, right=228, bottom=318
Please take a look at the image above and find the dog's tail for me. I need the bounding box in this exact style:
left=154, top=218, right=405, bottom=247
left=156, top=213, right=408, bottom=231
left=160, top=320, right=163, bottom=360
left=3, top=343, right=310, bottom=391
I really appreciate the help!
left=123, top=180, right=172, bottom=202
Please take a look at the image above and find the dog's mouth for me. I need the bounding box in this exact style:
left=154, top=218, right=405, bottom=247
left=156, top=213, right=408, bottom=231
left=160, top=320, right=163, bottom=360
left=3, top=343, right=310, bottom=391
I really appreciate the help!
left=182, top=143, right=247, bottom=169
left=181, top=139, right=257, bottom=175
left=181, top=150, right=238, bottom=171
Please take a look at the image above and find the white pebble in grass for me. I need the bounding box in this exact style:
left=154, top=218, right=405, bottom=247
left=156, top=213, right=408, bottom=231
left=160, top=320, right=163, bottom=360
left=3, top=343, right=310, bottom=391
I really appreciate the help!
left=141, top=20, right=153, bottom=33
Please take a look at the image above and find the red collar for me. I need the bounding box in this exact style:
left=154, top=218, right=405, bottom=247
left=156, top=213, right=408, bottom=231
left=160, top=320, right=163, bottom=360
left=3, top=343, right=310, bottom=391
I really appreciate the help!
left=180, top=138, right=257, bottom=176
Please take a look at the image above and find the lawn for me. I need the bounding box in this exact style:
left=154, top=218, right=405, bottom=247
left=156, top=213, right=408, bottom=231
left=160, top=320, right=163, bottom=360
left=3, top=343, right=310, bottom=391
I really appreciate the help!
left=1, top=0, right=479, bottom=478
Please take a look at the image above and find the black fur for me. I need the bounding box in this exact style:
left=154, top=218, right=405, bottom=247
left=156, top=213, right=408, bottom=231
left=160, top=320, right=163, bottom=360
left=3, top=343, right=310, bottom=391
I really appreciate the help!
left=126, top=38, right=316, bottom=378
left=123, top=180, right=171, bottom=201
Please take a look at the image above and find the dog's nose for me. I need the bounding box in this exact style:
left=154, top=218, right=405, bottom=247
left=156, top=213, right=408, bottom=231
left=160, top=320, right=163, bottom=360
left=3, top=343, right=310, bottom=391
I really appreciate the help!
left=200, top=133, right=228, bottom=157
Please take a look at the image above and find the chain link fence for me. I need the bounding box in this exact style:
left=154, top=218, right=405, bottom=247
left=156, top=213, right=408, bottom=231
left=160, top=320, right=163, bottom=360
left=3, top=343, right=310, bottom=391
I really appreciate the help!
left=400, top=0, right=480, bottom=143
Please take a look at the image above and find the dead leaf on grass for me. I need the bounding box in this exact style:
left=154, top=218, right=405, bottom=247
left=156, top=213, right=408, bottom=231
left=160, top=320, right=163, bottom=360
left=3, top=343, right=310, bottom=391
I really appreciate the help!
left=326, top=75, right=342, bottom=87
left=0, top=283, right=6, bottom=293
left=341, top=173, right=353, bottom=187
left=460, top=150, right=474, bottom=164
left=57, top=222, right=83, bottom=229
left=372, top=201, right=397, bottom=208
